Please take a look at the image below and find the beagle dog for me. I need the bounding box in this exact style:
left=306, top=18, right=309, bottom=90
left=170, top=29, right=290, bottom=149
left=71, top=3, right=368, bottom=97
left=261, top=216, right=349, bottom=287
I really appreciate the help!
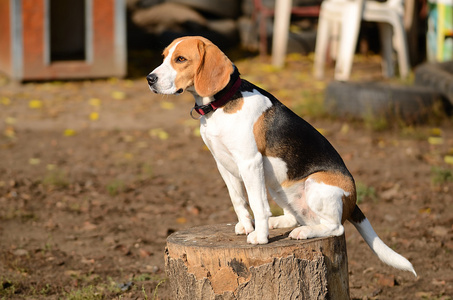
left=147, top=36, right=416, bottom=275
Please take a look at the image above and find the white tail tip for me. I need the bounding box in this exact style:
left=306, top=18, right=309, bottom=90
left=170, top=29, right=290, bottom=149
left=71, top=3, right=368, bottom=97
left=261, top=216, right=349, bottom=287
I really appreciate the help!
left=351, top=218, right=416, bottom=276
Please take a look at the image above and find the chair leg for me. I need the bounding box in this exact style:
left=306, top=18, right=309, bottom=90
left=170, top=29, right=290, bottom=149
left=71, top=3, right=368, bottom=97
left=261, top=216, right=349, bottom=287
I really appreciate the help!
left=334, top=3, right=362, bottom=81
left=378, top=22, right=395, bottom=78
left=272, top=0, right=292, bottom=67
left=330, top=22, right=340, bottom=61
left=259, top=13, right=268, bottom=56
left=314, top=12, right=331, bottom=79
left=391, top=17, right=410, bottom=78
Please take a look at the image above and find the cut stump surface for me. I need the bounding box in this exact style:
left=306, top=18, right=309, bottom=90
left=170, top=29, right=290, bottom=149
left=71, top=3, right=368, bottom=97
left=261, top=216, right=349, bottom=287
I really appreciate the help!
left=165, top=224, right=349, bottom=300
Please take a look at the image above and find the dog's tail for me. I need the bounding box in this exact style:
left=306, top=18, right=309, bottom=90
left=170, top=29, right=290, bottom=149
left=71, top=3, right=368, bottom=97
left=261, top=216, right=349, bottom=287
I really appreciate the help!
left=348, top=205, right=417, bottom=276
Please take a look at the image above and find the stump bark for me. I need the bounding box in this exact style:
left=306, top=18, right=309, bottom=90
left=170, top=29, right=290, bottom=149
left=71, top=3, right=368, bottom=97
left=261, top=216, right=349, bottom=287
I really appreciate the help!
left=165, top=224, right=349, bottom=300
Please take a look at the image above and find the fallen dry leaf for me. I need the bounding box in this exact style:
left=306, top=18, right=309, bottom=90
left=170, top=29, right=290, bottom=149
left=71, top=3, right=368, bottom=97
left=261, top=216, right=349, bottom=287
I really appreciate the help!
left=374, top=273, right=396, bottom=287
left=1, top=96, right=11, bottom=106
left=29, top=99, right=43, bottom=109
left=82, top=221, right=97, bottom=231
left=136, top=141, right=148, bottom=148
left=193, top=128, right=201, bottom=137
left=111, top=91, right=126, bottom=100
left=139, top=249, right=151, bottom=258
left=419, top=207, right=431, bottom=215
left=89, top=112, right=99, bottom=121
left=431, top=128, right=442, bottom=136
left=81, top=257, right=95, bottom=264
left=29, top=158, right=41, bottom=165
left=431, top=279, right=446, bottom=286
left=89, top=98, right=101, bottom=107
left=176, top=217, right=187, bottom=224
left=149, top=128, right=169, bottom=140
left=5, top=117, right=16, bottom=125
left=160, top=101, right=175, bottom=110
left=428, top=136, right=444, bottom=145
left=340, top=123, right=349, bottom=135
left=13, top=249, right=29, bottom=257
left=63, top=129, right=76, bottom=137
left=431, top=226, right=449, bottom=237
left=123, top=152, right=134, bottom=160
left=46, top=164, right=56, bottom=171
left=4, top=127, right=15, bottom=138
left=260, top=64, right=279, bottom=73
left=444, top=155, right=453, bottom=165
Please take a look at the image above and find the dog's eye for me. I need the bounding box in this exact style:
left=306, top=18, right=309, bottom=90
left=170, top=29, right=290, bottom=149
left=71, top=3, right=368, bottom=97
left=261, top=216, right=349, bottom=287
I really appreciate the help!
left=176, top=56, right=187, bottom=63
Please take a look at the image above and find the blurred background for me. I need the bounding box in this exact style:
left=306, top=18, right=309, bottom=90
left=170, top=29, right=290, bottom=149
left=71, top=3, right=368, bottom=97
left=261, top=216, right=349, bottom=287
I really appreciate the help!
left=0, top=0, right=453, bottom=299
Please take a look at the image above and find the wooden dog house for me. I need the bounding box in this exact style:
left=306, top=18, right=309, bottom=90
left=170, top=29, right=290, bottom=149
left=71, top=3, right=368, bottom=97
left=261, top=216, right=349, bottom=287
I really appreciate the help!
left=0, top=0, right=126, bottom=81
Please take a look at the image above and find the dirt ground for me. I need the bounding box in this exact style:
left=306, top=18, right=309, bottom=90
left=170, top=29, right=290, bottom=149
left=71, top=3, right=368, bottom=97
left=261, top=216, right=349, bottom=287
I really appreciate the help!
left=1, top=53, right=453, bottom=299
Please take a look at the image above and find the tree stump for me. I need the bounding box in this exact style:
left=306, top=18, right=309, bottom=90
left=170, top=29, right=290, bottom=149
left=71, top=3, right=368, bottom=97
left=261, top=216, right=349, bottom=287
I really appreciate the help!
left=165, top=224, right=349, bottom=300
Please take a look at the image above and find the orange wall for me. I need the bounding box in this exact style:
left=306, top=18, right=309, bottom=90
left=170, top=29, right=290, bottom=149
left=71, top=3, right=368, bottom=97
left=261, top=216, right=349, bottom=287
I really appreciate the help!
left=93, top=0, right=115, bottom=67
left=0, top=0, right=12, bottom=74
left=22, top=0, right=45, bottom=75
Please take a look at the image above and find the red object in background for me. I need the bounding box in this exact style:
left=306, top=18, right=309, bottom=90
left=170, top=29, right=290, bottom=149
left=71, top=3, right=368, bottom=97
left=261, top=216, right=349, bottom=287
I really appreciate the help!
left=0, top=0, right=126, bottom=81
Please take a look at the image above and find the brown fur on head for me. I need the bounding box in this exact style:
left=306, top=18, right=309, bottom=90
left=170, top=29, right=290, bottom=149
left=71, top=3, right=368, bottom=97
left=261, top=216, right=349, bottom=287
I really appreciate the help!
left=162, top=36, right=234, bottom=97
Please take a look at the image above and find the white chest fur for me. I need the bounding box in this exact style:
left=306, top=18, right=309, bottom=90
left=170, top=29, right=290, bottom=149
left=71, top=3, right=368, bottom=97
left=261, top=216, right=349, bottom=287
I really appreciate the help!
left=199, top=91, right=272, bottom=178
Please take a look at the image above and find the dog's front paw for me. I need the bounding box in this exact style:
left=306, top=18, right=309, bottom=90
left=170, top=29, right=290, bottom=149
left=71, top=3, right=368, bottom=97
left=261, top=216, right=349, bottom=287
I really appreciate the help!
left=235, top=220, right=254, bottom=235
left=246, top=231, right=268, bottom=244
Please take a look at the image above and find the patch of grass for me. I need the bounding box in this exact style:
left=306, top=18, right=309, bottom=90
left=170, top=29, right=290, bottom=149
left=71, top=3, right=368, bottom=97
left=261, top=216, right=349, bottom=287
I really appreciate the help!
left=28, top=283, right=53, bottom=297
left=42, top=169, right=69, bottom=189
left=431, top=167, right=453, bottom=185
left=423, top=99, right=452, bottom=127
left=292, top=91, right=326, bottom=119
left=269, top=200, right=283, bottom=217
left=139, top=162, right=154, bottom=181
left=135, top=273, right=153, bottom=282
left=399, top=126, right=430, bottom=140
left=0, top=279, right=16, bottom=298
left=0, top=207, right=36, bottom=221
left=39, top=283, right=52, bottom=296
left=141, top=284, right=149, bottom=300
left=106, top=179, right=125, bottom=196
left=60, top=274, right=169, bottom=300
left=65, top=285, right=103, bottom=300
left=43, top=242, right=52, bottom=253
left=363, top=111, right=389, bottom=132
left=356, top=181, right=377, bottom=204
left=136, top=276, right=167, bottom=300
left=63, top=275, right=121, bottom=299
left=418, top=293, right=452, bottom=300
left=0, top=277, right=56, bottom=298
left=9, top=258, right=29, bottom=275
left=152, top=278, right=166, bottom=300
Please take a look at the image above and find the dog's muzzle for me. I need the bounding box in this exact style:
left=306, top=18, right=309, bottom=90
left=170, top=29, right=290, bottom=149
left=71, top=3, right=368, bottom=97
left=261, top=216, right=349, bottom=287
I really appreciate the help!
left=146, top=73, right=183, bottom=95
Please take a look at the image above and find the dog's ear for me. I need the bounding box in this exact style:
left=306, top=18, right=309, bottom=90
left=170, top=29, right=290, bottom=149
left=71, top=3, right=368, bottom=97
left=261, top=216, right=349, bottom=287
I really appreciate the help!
left=194, top=42, right=233, bottom=97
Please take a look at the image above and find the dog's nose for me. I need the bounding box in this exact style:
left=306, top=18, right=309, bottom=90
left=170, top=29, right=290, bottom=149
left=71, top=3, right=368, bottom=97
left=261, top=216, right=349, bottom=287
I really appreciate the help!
left=147, top=73, right=158, bottom=85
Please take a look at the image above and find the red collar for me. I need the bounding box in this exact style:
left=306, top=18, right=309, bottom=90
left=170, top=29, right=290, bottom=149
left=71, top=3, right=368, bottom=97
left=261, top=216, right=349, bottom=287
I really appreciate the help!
left=191, top=66, right=241, bottom=118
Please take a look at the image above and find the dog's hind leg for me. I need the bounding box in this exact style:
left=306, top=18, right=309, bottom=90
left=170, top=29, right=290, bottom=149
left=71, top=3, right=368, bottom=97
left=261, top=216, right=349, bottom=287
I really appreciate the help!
left=268, top=209, right=298, bottom=229
left=267, top=189, right=298, bottom=229
left=289, top=177, right=346, bottom=240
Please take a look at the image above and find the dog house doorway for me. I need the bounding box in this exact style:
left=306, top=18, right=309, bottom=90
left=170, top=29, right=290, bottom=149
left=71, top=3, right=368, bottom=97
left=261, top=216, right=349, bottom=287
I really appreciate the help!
left=48, top=0, right=91, bottom=63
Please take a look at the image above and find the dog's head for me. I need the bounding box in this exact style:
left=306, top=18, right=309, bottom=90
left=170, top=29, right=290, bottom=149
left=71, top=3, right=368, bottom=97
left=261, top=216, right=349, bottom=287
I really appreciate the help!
left=147, top=36, right=234, bottom=98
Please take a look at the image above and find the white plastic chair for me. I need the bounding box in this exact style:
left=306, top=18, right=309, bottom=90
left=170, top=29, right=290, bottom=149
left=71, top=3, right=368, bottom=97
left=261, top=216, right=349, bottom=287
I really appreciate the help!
left=314, top=0, right=410, bottom=81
